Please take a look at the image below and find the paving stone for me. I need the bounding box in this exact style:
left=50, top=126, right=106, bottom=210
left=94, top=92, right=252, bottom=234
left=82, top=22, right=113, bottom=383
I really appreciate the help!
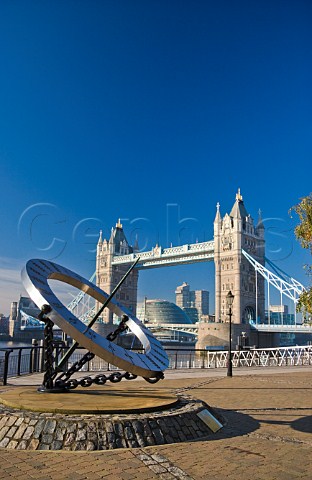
left=7, top=439, right=19, bottom=449
left=16, top=440, right=28, bottom=450
left=151, top=454, right=168, bottom=463
left=152, top=428, right=165, bottom=444
left=0, top=416, right=8, bottom=429
left=124, top=426, right=134, bottom=440
left=66, top=423, right=77, bottom=434
left=43, top=419, right=56, bottom=435
left=146, top=435, right=156, bottom=445
left=132, top=420, right=144, bottom=435
left=23, top=426, right=35, bottom=440
left=50, top=440, right=63, bottom=450
left=105, top=421, right=114, bottom=433
left=76, top=429, right=87, bottom=441
left=7, top=425, right=18, bottom=437
left=86, top=441, right=96, bottom=451
left=38, top=443, right=50, bottom=450
left=0, top=426, right=9, bottom=441
left=55, top=426, right=66, bottom=441
left=41, top=434, right=53, bottom=444
left=33, top=419, right=45, bottom=439
left=28, top=438, right=40, bottom=450
left=6, top=416, right=17, bottom=427
left=64, top=432, right=76, bottom=446
left=0, top=437, right=10, bottom=448
left=114, top=422, right=124, bottom=437
left=127, top=438, right=139, bottom=448
left=73, top=441, right=88, bottom=450
left=14, top=423, right=28, bottom=439
left=149, top=464, right=168, bottom=474
left=14, top=417, right=24, bottom=427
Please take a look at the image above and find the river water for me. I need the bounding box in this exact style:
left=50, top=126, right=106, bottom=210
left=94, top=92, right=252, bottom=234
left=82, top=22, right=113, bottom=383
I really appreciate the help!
left=0, top=340, right=33, bottom=349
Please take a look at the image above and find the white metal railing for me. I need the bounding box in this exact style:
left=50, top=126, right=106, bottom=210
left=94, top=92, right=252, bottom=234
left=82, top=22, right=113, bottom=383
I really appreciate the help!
left=1, top=345, right=311, bottom=384
left=164, top=345, right=312, bottom=369
left=59, top=345, right=312, bottom=372
left=252, top=324, right=312, bottom=333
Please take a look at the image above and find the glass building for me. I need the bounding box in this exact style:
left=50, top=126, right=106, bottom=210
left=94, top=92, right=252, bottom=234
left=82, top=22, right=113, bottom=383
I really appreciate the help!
left=139, top=299, right=193, bottom=325
left=131, top=299, right=196, bottom=345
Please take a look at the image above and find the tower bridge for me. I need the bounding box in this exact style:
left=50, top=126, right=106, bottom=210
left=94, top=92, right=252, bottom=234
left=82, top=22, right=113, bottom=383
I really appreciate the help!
left=92, top=189, right=310, bottom=348
left=96, top=189, right=268, bottom=326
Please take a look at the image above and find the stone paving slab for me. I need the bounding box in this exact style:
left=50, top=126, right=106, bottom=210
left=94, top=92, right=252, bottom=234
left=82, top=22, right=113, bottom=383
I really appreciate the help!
left=0, top=368, right=311, bottom=479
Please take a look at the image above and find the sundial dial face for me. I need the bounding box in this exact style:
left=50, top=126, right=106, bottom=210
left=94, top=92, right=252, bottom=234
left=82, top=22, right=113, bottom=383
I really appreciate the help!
left=22, top=259, right=169, bottom=378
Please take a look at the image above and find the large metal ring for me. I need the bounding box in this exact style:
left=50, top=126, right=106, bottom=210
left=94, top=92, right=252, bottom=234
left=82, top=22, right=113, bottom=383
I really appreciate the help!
left=22, top=259, right=169, bottom=378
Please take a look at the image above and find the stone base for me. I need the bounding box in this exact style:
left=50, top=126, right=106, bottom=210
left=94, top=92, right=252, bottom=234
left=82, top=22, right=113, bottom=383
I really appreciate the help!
left=0, top=387, right=222, bottom=450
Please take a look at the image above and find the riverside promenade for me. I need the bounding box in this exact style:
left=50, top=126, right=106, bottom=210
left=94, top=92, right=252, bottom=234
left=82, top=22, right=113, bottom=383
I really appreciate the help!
left=0, top=366, right=311, bottom=480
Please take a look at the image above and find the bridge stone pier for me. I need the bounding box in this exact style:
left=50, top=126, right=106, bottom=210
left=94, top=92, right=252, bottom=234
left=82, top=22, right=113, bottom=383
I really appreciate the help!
left=196, top=322, right=253, bottom=350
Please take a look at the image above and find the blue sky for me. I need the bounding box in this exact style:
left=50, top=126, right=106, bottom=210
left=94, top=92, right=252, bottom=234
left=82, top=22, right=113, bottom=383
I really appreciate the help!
left=0, top=1, right=311, bottom=315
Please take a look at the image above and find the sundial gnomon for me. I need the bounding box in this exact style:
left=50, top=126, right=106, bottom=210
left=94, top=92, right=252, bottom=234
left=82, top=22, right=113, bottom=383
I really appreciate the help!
left=22, top=259, right=169, bottom=392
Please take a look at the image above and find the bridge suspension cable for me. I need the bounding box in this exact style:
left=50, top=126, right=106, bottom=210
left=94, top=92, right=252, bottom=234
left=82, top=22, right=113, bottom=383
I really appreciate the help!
left=242, top=248, right=305, bottom=309
left=66, top=272, right=96, bottom=322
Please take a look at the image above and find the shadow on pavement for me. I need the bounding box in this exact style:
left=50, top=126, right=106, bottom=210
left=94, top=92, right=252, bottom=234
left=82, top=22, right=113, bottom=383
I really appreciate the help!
left=292, top=415, right=312, bottom=433
left=256, top=416, right=312, bottom=436
left=206, top=407, right=260, bottom=440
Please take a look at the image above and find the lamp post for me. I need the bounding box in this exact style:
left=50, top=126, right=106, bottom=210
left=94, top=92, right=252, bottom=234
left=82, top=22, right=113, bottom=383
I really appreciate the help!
left=226, top=291, right=234, bottom=377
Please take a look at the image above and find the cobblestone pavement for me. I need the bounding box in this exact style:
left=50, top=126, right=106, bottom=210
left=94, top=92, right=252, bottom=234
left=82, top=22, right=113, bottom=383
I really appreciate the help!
left=0, top=368, right=312, bottom=479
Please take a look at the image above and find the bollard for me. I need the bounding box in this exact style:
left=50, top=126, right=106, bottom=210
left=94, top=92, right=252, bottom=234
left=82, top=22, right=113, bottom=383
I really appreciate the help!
left=2, top=350, right=13, bottom=386
left=32, top=339, right=39, bottom=372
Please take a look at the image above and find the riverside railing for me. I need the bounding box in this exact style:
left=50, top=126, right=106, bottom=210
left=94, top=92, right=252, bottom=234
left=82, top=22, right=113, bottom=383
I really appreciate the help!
left=1, top=345, right=312, bottom=386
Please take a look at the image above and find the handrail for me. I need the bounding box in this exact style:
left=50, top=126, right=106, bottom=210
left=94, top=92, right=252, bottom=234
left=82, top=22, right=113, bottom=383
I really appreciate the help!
left=0, top=345, right=311, bottom=381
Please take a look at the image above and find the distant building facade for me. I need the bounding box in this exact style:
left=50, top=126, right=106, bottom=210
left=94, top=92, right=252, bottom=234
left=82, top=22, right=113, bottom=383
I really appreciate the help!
left=266, top=305, right=295, bottom=325
left=0, top=314, right=9, bottom=336
left=175, top=282, right=209, bottom=322
left=8, top=296, right=42, bottom=340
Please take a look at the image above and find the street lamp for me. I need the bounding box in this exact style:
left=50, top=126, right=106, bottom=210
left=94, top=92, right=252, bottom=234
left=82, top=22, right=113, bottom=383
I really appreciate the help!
left=226, top=290, right=234, bottom=377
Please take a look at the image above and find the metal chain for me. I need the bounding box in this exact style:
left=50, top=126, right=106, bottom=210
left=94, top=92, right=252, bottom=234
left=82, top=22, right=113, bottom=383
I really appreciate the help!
left=55, top=350, right=95, bottom=385
left=54, top=314, right=164, bottom=389
left=56, top=370, right=138, bottom=390
left=106, top=314, right=129, bottom=341
left=42, top=318, right=56, bottom=389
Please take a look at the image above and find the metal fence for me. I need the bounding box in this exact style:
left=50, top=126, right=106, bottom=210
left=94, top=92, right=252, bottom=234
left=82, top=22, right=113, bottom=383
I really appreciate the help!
left=1, top=345, right=312, bottom=386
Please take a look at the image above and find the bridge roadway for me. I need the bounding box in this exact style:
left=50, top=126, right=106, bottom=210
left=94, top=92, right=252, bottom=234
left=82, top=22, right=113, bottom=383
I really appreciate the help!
left=148, top=322, right=312, bottom=335
left=111, top=240, right=215, bottom=268
left=19, top=321, right=312, bottom=335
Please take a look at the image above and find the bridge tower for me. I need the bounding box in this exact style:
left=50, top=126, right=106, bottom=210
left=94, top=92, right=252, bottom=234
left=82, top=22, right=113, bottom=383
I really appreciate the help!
left=96, top=220, right=139, bottom=331
left=214, top=189, right=265, bottom=324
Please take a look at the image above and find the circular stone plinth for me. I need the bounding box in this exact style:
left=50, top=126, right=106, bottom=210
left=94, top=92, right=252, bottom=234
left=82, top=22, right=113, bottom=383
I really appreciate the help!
left=0, top=392, right=222, bottom=451
left=0, top=385, right=178, bottom=414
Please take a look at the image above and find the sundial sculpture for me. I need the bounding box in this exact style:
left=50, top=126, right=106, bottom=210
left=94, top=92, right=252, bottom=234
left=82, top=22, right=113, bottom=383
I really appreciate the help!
left=22, top=258, right=169, bottom=392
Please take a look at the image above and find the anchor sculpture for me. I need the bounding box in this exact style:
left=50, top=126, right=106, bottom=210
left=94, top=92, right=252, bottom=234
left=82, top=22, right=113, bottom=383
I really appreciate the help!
left=22, top=258, right=169, bottom=392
